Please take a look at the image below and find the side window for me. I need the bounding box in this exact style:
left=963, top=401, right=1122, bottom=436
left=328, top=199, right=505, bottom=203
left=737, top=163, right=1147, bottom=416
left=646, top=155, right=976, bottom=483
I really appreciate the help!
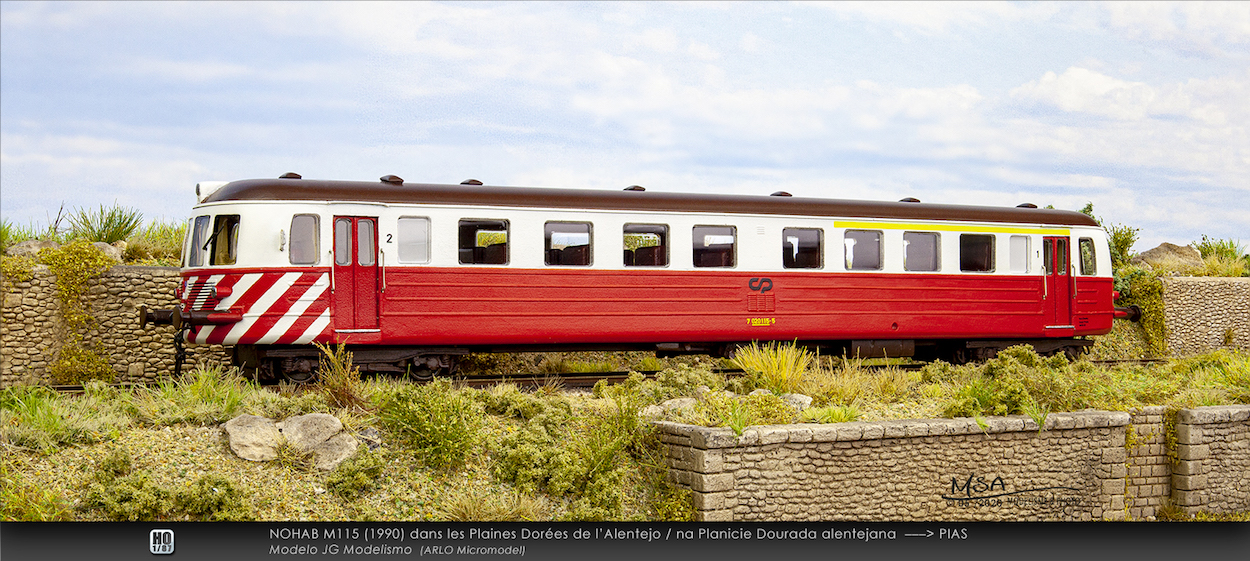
left=187, top=215, right=210, bottom=267
left=960, top=234, right=995, bottom=272
left=458, top=219, right=509, bottom=265
left=209, top=215, right=240, bottom=266
left=844, top=230, right=882, bottom=270
left=783, top=228, right=822, bottom=269
left=289, top=214, right=319, bottom=265
left=693, top=225, right=736, bottom=268
left=545, top=222, right=592, bottom=266
left=397, top=217, right=430, bottom=264
left=1009, top=235, right=1030, bottom=273
left=624, top=223, right=668, bottom=266
left=903, top=232, right=939, bottom=272
left=1079, top=237, right=1096, bottom=275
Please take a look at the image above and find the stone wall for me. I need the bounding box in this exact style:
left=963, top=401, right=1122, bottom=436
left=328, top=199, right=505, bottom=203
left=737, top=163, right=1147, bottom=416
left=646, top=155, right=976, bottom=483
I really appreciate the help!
left=1162, top=277, right=1250, bottom=356
left=1, top=265, right=230, bottom=387
left=658, top=405, right=1250, bottom=521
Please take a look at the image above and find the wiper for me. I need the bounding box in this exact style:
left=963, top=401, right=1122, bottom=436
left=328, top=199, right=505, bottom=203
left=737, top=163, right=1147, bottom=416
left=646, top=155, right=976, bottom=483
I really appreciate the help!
left=202, top=224, right=225, bottom=251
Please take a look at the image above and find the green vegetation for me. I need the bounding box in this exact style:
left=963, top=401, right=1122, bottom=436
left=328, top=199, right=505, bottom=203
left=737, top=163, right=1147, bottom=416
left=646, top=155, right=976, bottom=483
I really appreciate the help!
left=377, top=379, right=482, bottom=470
left=124, top=219, right=185, bottom=265
left=730, top=340, right=813, bottom=395
left=68, top=203, right=143, bottom=244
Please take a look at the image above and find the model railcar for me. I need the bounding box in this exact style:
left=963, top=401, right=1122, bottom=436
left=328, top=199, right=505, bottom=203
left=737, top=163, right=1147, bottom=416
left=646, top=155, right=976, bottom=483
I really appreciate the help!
left=142, top=173, right=1133, bottom=380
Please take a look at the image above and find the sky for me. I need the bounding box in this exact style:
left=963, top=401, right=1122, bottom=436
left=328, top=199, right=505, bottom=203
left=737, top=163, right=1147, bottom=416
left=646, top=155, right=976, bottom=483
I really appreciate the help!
left=2, top=1, right=1248, bottom=251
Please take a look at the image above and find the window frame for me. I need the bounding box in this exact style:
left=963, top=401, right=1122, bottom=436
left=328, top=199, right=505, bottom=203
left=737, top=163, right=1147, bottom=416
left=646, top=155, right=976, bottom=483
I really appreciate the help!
left=844, top=229, right=883, bottom=271
left=544, top=221, right=593, bottom=266
left=902, top=231, right=940, bottom=272
left=692, top=225, right=737, bottom=268
left=396, top=216, right=431, bottom=264
left=1079, top=237, right=1097, bottom=276
left=624, top=223, right=669, bottom=267
left=782, top=227, right=823, bottom=269
left=959, top=233, right=996, bottom=273
left=1008, top=235, right=1030, bottom=274
left=458, top=218, right=510, bottom=265
left=289, top=214, right=320, bottom=266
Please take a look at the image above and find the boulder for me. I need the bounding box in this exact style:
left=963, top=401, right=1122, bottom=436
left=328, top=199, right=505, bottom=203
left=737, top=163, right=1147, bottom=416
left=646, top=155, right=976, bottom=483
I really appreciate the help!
left=310, top=433, right=359, bottom=471
left=5, top=239, right=58, bottom=257
left=781, top=393, right=814, bottom=412
left=1130, top=243, right=1203, bottom=272
left=92, top=242, right=124, bottom=263
left=748, top=388, right=773, bottom=397
left=224, top=414, right=281, bottom=462
left=276, top=413, right=343, bottom=452
left=660, top=397, right=698, bottom=416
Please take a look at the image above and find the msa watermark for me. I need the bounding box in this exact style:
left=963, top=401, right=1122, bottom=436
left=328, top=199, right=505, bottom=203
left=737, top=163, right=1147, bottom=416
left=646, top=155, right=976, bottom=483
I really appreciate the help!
left=150, top=529, right=174, bottom=555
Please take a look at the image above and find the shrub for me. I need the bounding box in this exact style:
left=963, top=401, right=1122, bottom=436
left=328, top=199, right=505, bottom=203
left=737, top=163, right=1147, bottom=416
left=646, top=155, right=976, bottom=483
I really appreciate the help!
left=325, top=450, right=386, bottom=500
left=730, top=341, right=813, bottom=395
left=68, top=203, right=143, bottom=244
left=437, top=487, right=546, bottom=522
left=676, top=391, right=795, bottom=435
left=124, top=220, right=185, bottom=264
left=82, top=472, right=174, bottom=521
left=314, top=343, right=367, bottom=409
left=800, top=405, right=860, bottom=424
left=0, top=218, right=40, bottom=253
left=176, top=474, right=252, bottom=520
left=378, top=379, right=482, bottom=469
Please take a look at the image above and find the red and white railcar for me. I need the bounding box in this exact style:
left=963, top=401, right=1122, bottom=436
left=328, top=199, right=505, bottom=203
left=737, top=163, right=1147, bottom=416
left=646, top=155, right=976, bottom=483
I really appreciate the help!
left=143, top=173, right=1124, bottom=379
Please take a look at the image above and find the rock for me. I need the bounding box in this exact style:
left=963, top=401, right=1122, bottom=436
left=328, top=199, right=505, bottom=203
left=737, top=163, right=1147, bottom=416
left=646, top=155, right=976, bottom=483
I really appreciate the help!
left=749, top=389, right=773, bottom=397
left=92, top=242, right=124, bottom=263
left=224, top=414, right=281, bottom=462
left=276, top=413, right=343, bottom=452
left=310, top=432, right=359, bottom=471
left=639, top=404, right=665, bottom=421
left=661, top=397, right=698, bottom=415
left=695, top=385, right=735, bottom=402
left=782, top=393, right=814, bottom=412
left=1130, top=243, right=1203, bottom=272
left=355, top=428, right=383, bottom=451
left=5, top=239, right=58, bottom=257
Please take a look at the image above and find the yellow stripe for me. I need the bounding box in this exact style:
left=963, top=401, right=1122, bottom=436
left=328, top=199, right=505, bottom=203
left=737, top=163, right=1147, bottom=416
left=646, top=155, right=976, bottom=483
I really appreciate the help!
left=834, top=221, right=1070, bottom=236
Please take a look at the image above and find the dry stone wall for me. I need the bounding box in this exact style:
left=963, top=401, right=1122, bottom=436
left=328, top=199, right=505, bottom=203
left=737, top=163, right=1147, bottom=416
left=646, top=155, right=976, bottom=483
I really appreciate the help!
left=1161, top=277, right=1250, bottom=356
left=1, top=266, right=230, bottom=386
left=658, top=405, right=1250, bottom=521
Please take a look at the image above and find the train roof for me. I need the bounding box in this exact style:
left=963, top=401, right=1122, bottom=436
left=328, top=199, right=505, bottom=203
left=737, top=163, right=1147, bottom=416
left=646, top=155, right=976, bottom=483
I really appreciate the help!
left=200, top=177, right=1101, bottom=228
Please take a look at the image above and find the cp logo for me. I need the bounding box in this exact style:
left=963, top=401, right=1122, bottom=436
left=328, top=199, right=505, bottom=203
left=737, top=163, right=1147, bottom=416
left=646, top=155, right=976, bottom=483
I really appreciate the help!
left=748, top=277, right=773, bottom=293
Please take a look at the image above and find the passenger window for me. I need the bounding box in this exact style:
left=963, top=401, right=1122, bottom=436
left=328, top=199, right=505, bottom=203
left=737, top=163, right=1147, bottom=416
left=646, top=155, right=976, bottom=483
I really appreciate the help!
left=960, top=234, right=995, bottom=272
left=624, top=223, right=668, bottom=266
left=290, top=214, right=320, bottom=265
left=458, top=219, right=509, bottom=265
left=1079, top=238, right=1097, bottom=275
left=545, top=222, right=592, bottom=266
left=844, top=230, right=882, bottom=270
left=903, top=232, right=939, bottom=272
left=397, top=217, right=430, bottom=264
left=1009, top=235, right=1030, bottom=273
left=693, top=226, right=736, bottom=268
left=209, top=215, right=240, bottom=266
left=783, top=228, right=822, bottom=269
left=187, top=215, right=210, bottom=267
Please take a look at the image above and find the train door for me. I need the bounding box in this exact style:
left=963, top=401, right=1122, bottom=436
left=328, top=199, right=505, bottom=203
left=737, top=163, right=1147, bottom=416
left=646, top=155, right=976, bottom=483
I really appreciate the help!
left=332, top=216, right=379, bottom=331
left=1042, top=236, right=1072, bottom=329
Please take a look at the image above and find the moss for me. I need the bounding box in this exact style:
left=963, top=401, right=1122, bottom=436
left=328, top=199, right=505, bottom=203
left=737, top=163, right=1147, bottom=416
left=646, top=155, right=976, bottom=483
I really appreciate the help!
left=175, top=474, right=252, bottom=521
left=1115, top=266, right=1168, bottom=357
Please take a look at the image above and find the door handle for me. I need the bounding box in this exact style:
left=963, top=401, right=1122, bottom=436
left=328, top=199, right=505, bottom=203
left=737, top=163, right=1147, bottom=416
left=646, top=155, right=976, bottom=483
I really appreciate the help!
left=328, top=249, right=335, bottom=293
left=379, top=249, right=386, bottom=292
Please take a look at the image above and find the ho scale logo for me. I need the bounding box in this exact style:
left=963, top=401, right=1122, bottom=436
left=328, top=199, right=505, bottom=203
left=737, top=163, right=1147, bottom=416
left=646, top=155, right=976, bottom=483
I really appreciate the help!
left=150, top=529, right=174, bottom=555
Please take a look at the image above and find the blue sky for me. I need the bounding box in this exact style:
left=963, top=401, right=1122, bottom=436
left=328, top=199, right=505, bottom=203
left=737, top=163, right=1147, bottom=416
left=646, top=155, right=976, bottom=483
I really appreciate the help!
left=2, top=1, right=1248, bottom=250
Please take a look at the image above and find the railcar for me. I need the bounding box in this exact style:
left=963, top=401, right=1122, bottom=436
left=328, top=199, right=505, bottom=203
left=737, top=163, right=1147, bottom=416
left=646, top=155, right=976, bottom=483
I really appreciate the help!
left=141, top=173, right=1136, bottom=380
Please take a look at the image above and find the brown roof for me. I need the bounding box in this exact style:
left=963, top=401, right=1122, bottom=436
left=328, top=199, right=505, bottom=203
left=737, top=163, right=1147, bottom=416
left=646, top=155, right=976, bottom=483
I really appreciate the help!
left=202, top=177, right=1100, bottom=227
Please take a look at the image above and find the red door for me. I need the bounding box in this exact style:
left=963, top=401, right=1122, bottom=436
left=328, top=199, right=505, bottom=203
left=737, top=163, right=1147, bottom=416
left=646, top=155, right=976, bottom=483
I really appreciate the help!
left=333, top=216, right=379, bottom=331
left=1043, top=236, right=1072, bottom=330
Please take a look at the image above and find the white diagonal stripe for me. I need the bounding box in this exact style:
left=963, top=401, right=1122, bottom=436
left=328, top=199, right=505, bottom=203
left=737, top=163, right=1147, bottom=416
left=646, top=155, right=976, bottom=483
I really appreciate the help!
left=294, top=309, right=332, bottom=344
left=257, top=276, right=328, bottom=344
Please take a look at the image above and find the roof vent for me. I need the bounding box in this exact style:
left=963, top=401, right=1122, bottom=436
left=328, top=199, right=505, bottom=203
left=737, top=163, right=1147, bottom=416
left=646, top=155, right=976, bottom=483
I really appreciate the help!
left=899, top=197, right=920, bottom=203
left=1017, top=203, right=1038, bottom=208
left=194, top=181, right=229, bottom=203
left=279, top=172, right=302, bottom=179
left=770, top=191, right=792, bottom=197
left=380, top=175, right=404, bottom=185
left=460, top=179, right=483, bottom=185
left=624, top=185, right=645, bottom=191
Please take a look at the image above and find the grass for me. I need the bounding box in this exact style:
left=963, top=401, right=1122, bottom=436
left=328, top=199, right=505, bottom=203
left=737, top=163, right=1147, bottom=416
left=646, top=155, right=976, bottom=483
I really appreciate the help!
left=730, top=340, right=814, bottom=395
left=2, top=346, right=1246, bottom=521
left=68, top=203, right=143, bottom=244
left=124, top=219, right=185, bottom=265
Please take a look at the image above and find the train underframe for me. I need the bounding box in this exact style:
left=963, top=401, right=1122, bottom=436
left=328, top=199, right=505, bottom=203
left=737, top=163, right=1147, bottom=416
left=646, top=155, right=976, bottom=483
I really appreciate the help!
left=228, top=337, right=1096, bottom=382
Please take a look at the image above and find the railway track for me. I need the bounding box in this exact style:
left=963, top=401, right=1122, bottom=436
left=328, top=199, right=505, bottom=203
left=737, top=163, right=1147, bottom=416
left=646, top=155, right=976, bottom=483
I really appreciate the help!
left=40, top=358, right=1176, bottom=394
